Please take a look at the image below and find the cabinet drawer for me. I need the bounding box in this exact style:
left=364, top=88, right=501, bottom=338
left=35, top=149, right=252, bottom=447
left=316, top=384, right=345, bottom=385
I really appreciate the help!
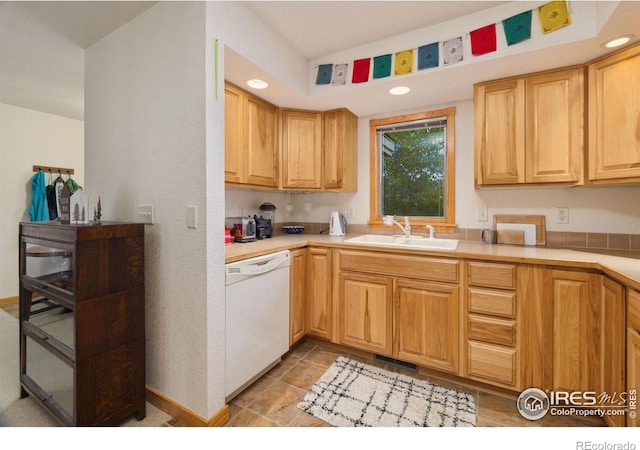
left=468, top=315, right=516, bottom=347
left=629, top=289, right=640, bottom=331
left=467, top=262, right=516, bottom=290
left=468, top=341, right=516, bottom=387
left=468, top=288, right=516, bottom=318
left=339, top=250, right=459, bottom=284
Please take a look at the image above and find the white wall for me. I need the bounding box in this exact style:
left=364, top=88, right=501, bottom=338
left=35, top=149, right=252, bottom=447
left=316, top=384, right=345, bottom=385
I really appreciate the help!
left=226, top=98, right=640, bottom=234
left=0, top=103, right=83, bottom=299
left=85, top=2, right=224, bottom=419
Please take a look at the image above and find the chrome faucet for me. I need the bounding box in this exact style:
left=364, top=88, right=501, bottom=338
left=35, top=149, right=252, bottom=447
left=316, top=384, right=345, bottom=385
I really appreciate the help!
left=383, top=215, right=411, bottom=237
left=425, top=224, right=435, bottom=239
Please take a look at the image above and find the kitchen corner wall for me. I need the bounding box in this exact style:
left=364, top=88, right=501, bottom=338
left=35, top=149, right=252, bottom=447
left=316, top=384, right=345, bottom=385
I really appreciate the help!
left=85, top=2, right=224, bottom=421
left=227, top=99, right=640, bottom=235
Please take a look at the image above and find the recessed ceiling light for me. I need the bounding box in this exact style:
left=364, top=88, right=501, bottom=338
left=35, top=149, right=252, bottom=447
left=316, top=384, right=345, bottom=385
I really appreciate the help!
left=603, top=35, right=634, bottom=49
left=246, top=79, right=269, bottom=89
left=389, top=86, right=410, bottom=96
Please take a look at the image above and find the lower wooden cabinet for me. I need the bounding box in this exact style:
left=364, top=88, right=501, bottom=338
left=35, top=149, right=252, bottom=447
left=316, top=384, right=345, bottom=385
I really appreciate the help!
left=289, top=248, right=307, bottom=346
left=394, top=279, right=459, bottom=373
left=306, top=247, right=332, bottom=340
left=601, top=277, right=625, bottom=427
left=627, top=289, right=640, bottom=427
left=337, top=272, right=393, bottom=355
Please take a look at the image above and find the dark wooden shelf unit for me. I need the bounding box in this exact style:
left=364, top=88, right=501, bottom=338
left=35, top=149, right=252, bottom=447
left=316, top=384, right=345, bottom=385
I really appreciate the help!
left=19, top=221, right=146, bottom=426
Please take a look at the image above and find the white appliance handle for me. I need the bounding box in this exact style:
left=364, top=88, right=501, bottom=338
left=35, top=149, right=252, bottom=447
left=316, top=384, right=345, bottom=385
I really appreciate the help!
left=226, top=250, right=290, bottom=278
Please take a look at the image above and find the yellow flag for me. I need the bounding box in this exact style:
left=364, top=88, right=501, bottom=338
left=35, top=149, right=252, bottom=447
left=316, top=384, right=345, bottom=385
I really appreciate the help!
left=394, top=49, right=414, bottom=76
left=538, top=0, right=572, bottom=34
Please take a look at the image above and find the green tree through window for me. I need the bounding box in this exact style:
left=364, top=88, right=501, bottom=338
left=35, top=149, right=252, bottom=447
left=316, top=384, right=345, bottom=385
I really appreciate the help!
left=382, top=125, right=446, bottom=217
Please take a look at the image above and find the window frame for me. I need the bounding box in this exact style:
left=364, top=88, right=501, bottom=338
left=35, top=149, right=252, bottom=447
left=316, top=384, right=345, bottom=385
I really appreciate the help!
left=369, top=107, right=456, bottom=231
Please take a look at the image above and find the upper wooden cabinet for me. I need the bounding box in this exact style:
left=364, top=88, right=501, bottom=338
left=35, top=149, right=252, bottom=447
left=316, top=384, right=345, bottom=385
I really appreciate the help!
left=474, top=67, right=584, bottom=187
left=323, top=108, right=358, bottom=191
left=588, top=44, right=640, bottom=183
left=225, top=82, right=358, bottom=191
left=224, top=82, right=279, bottom=188
left=281, top=109, right=323, bottom=189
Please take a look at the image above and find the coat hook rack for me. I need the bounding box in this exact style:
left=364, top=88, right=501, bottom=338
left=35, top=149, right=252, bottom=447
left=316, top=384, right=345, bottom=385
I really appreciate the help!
left=33, top=165, right=74, bottom=175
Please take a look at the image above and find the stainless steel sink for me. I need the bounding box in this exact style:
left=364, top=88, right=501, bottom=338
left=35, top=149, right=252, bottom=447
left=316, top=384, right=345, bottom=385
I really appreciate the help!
left=344, top=234, right=459, bottom=250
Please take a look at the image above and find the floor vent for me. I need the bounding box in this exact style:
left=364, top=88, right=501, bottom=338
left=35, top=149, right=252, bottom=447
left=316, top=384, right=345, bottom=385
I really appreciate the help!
left=374, top=354, right=417, bottom=371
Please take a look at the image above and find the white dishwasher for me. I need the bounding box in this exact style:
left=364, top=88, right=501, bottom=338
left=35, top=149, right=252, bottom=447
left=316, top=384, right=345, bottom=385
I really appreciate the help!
left=225, top=250, right=290, bottom=401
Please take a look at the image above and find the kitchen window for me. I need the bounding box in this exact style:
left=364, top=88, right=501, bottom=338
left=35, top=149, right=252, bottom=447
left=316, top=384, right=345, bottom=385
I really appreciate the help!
left=369, top=107, right=456, bottom=230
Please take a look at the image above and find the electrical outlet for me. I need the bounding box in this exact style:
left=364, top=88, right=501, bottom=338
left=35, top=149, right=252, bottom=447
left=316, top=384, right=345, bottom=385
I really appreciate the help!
left=556, top=207, right=569, bottom=224
left=304, top=202, right=312, bottom=212
left=477, top=205, right=488, bottom=222
left=348, top=206, right=355, bottom=218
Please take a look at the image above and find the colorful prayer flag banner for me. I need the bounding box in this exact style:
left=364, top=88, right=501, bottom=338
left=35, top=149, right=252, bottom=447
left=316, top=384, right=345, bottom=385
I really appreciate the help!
left=443, top=37, right=464, bottom=65
left=316, top=64, right=332, bottom=85
left=394, top=49, right=414, bottom=75
left=352, top=58, right=371, bottom=83
left=418, top=42, right=439, bottom=70
left=502, top=10, right=532, bottom=45
left=373, top=54, right=392, bottom=79
left=331, top=63, right=349, bottom=85
left=538, top=0, right=572, bottom=34
left=470, top=23, right=497, bottom=56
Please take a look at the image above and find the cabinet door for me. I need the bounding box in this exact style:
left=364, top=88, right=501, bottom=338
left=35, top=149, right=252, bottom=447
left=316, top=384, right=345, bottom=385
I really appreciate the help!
left=323, top=109, right=358, bottom=191
left=224, top=83, right=244, bottom=183
left=544, top=270, right=600, bottom=393
left=282, top=109, right=323, bottom=189
left=289, top=249, right=307, bottom=346
left=589, top=44, right=640, bottom=181
left=338, top=272, right=393, bottom=355
left=601, top=277, right=625, bottom=427
left=627, top=328, right=640, bottom=427
left=306, top=248, right=332, bottom=340
left=525, top=68, right=584, bottom=183
left=244, top=94, right=279, bottom=187
left=474, top=79, right=525, bottom=185
left=394, top=279, right=459, bottom=373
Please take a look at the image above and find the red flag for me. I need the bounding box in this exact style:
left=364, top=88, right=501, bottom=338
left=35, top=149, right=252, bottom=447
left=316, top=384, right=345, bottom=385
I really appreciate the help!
left=352, top=58, right=371, bottom=83
left=470, top=24, right=497, bottom=56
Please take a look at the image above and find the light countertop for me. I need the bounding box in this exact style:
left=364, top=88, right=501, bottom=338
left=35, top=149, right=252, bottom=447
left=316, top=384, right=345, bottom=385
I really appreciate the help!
left=225, top=233, right=640, bottom=290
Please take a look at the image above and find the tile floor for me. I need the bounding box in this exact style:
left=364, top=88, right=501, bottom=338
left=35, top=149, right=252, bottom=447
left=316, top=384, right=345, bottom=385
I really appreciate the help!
left=1, top=303, right=603, bottom=427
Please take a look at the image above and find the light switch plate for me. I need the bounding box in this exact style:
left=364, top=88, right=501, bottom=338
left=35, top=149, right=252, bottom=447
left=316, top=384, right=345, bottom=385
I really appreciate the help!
left=187, top=205, right=197, bottom=229
left=137, top=205, right=154, bottom=225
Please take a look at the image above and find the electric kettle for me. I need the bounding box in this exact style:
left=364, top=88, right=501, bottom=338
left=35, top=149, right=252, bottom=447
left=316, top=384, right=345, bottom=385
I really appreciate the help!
left=329, top=211, right=347, bottom=236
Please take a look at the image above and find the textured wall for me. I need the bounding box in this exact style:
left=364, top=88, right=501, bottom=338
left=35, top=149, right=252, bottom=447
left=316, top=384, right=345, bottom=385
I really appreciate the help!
left=85, top=2, right=225, bottom=418
left=0, top=103, right=83, bottom=299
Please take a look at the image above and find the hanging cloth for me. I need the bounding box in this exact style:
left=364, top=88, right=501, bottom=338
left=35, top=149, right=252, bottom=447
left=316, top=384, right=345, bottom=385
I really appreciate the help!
left=46, top=172, right=58, bottom=219
left=29, top=170, right=50, bottom=222
left=66, top=175, right=82, bottom=194
left=53, top=173, right=65, bottom=216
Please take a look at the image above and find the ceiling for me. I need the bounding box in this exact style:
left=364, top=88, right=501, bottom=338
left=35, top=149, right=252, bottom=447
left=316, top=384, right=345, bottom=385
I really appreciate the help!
left=1, top=1, right=639, bottom=120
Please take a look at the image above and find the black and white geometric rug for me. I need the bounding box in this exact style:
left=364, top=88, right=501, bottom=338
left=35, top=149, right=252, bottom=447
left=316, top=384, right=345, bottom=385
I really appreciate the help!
left=297, top=356, right=476, bottom=427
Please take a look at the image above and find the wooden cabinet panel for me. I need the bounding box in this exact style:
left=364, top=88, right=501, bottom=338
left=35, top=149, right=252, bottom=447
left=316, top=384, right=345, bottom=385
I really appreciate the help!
left=468, top=315, right=516, bottom=347
left=394, top=279, right=459, bottom=373
left=468, top=341, right=516, bottom=387
left=245, top=95, right=279, bottom=187
left=323, top=108, right=358, bottom=191
left=338, top=273, right=393, bottom=355
left=525, top=68, right=584, bottom=183
left=289, top=249, right=306, bottom=346
left=474, top=79, right=525, bottom=185
left=546, top=271, right=600, bottom=393
left=224, top=83, right=244, bottom=183
left=589, top=44, right=640, bottom=182
left=468, top=288, right=516, bottom=318
left=339, top=250, right=459, bottom=284
left=281, top=109, right=323, bottom=189
left=601, top=277, right=625, bottom=427
left=306, top=248, right=332, bottom=340
left=627, top=328, right=640, bottom=427
left=630, top=289, right=640, bottom=330
left=467, top=261, right=516, bottom=290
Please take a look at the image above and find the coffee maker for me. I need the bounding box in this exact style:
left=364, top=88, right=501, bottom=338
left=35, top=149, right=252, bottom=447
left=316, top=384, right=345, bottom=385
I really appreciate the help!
left=254, top=203, right=276, bottom=239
